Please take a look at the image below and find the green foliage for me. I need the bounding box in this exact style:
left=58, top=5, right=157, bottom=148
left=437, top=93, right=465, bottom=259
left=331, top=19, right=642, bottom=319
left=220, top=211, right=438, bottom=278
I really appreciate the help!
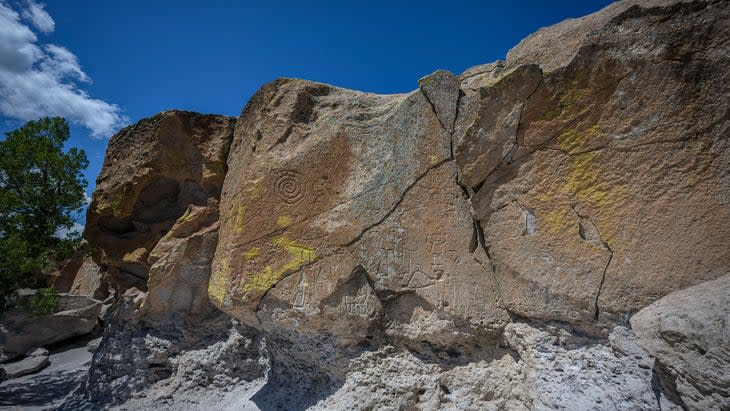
left=18, top=287, right=60, bottom=316
left=0, top=117, right=88, bottom=310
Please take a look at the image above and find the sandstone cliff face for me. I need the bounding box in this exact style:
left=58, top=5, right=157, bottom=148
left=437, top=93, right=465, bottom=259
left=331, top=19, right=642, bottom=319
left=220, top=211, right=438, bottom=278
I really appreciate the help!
left=74, top=1, right=729, bottom=409
left=473, top=0, right=729, bottom=327
left=85, top=110, right=235, bottom=298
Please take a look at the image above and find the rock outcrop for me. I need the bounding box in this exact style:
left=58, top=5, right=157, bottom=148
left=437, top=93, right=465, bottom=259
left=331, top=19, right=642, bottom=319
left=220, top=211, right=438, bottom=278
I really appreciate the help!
left=85, top=110, right=235, bottom=294
left=68, top=257, right=109, bottom=300
left=472, top=0, right=729, bottom=327
left=48, top=253, right=85, bottom=293
left=312, top=323, right=664, bottom=410
left=632, top=274, right=730, bottom=410
left=50, top=254, right=109, bottom=300
left=64, top=0, right=729, bottom=409
left=0, top=353, right=49, bottom=380
left=0, top=291, right=101, bottom=362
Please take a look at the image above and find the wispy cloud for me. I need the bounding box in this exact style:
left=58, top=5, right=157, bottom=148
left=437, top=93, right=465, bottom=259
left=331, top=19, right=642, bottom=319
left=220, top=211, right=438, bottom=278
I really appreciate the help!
left=21, top=0, right=53, bottom=33
left=0, top=1, right=127, bottom=138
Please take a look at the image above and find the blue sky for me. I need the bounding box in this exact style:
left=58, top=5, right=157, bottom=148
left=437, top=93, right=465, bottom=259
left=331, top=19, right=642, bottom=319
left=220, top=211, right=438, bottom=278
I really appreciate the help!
left=0, top=0, right=613, bottom=226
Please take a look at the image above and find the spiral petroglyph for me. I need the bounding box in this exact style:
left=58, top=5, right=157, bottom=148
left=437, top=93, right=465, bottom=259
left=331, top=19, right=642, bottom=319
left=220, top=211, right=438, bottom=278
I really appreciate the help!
left=274, top=170, right=306, bottom=204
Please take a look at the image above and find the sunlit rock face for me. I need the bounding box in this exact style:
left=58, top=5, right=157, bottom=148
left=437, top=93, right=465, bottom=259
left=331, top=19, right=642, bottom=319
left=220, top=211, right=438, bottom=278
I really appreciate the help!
left=74, top=0, right=730, bottom=409
left=85, top=111, right=235, bottom=295
left=210, top=76, right=507, bottom=351
left=466, top=0, right=730, bottom=327
left=210, top=0, right=729, bottom=350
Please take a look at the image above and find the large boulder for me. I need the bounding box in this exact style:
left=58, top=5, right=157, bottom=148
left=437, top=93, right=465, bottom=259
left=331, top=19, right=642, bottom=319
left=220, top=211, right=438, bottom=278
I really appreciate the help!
left=631, top=274, right=730, bottom=410
left=0, top=354, right=49, bottom=380
left=460, top=0, right=730, bottom=327
left=85, top=110, right=235, bottom=292
left=0, top=292, right=101, bottom=361
left=69, top=257, right=109, bottom=300
left=209, top=76, right=508, bottom=379
left=71, top=0, right=729, bottom=408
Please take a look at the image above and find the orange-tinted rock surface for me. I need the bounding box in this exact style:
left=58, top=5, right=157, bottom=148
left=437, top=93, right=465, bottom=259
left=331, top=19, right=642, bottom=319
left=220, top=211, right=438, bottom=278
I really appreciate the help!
left=85, top=111, right=234, bottom=293
left=76, top=1, right=729, bottom=409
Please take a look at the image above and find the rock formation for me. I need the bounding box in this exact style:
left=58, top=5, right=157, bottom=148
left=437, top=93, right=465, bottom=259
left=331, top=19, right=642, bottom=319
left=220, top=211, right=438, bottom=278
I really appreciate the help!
left=5, top=0, right=725, bottom=409
left=632, top=274, right=730, bottom=410
left=85, top=110, right=235, bottom=295
left=0, top=291, right=101, bottom=362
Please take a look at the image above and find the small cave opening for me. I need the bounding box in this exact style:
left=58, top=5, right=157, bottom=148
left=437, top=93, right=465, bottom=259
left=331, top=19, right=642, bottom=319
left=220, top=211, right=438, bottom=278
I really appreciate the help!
left=97, top=176, right=209, bottom=240
left=132, top=176, right=182, bottom=223
left=98, top=216, right=136, bottom=237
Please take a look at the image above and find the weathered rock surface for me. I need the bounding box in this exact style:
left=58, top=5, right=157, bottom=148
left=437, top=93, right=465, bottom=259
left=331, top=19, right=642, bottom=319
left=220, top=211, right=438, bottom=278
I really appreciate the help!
left=312, top=322, right=671, bottom=411
left=48, top=253, right=85, bottom=293
left=0, top=354, right=49, bottom=380
left=66, top=0, right=730, bottom=409
left=143, top=200, right=221, bottom=322
left=50, top=253, right=109, bottom=299
left=0, top=292, right=101, bottom=361
left=210, top=69, right=507, bottom=384
left=632, top=274, right=730, bottom=410
left=467, top=0, right=730, bottom=326
left=69, top=257, right=109, bottom=300
left=0, top=343, right=96, bottom=410
left=85, top=110, right=235, bottom=292
left=77, top=288, right=267, bottom=409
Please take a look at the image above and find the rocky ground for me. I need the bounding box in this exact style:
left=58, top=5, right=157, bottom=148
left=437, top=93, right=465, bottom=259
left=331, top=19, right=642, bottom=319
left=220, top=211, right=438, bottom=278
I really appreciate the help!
left=0, top=338, right=97, bottom=410
left=1, top=0, right=728, bottom=409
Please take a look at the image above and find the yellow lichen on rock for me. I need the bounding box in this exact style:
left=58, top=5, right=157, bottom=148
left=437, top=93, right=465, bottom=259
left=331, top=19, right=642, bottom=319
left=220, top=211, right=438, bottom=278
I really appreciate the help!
left=233, top=203, right=247, bottom=234
left=541, top=205, right=572, bottom=235
left=241, top=235, right=317, bottom=294
left=557, top=125, right=602, bottom=154
left=209, top=259, right=229, bottom=304
left=562, top=151, right=624, bottom=247
left=276, top=215, right=292, bottom=227
left=231, top=177, right=268, bottom=235
left=243, top=246, right=260, bottom=260
left=202, top=160, right=225, bottom=181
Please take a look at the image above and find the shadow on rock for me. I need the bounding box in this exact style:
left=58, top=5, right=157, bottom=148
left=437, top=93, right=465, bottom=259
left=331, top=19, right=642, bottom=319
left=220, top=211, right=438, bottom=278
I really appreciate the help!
left=251, top=359, right=340, bottom=411
left=0, top=369, right=86, bottom=407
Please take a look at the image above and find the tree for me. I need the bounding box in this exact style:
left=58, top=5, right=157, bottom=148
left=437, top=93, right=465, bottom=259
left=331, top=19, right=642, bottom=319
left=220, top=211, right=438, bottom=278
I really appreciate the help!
left=0, top=117, right=88, bottom=310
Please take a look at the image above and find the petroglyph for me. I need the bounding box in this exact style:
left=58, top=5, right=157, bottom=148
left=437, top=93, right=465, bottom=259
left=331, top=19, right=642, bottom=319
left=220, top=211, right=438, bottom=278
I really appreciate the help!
left=274, top=169, right=307, bottom=205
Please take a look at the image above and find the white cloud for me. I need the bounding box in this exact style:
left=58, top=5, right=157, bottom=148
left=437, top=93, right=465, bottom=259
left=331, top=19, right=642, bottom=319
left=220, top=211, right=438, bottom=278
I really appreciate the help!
left=21, top=0, right=54, bottom=34
left=0, top=4, right=40, bottom=72
left=42, top=44, right=90, bottom=82
left=0, top=1, right=127, bottom=138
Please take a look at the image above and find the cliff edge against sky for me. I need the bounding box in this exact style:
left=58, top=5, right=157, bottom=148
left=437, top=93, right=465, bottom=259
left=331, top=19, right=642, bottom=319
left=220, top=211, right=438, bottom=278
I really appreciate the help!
left=2, top=0, right=727, bottom=409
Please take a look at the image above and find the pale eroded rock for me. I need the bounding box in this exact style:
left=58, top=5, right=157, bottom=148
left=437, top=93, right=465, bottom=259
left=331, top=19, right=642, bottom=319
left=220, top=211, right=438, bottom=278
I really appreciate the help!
left=631, top=274, right=730, bottom=410
left=0, top=293, right=101, bottom=361
left=0, top=354, right=49, bottom=380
